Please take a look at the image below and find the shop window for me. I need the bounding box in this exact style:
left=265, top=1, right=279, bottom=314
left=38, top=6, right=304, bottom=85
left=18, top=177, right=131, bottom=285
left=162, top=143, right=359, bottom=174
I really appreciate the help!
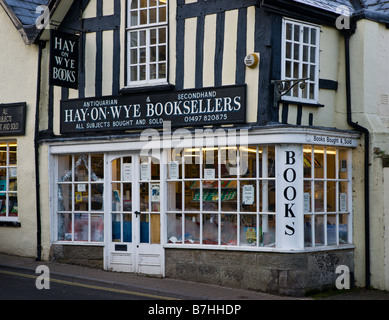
left=56, top=154, right=104, bottom=242
left=303, top=146, right=351, bottom=247
left=127, top=0, right=168, bottom=86
left=0, top=142, right=17, bottom=221
left=281, top=18, right=320, bottom=103
left=167, top=146, right=276, bottom=247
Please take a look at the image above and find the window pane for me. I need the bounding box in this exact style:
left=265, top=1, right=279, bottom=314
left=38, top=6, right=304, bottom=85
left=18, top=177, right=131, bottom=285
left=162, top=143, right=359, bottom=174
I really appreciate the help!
left=91, top=154, right=104, bottom=180
left=112, top=183, right=121, bottom=211
left=58, top=184, right=72, bottom=211
left=327, top=214, right=337, bottom=245
left=327, top=147, right=336, bottom=179
left=9, top=145, right=16, bottom=165
left=240, top=214, right=257, bottom=246
left=314, top=146, right=324, bottom=178
left=240, top=180, right=256, bottom=212
left=75, top=155, right=88, bottom=181
left=339, top=214, right=349, bottom=244
left=221, top=180, right=236, bottom=212
left=286, top=23, right=292, bottom=40
left=123, top=214, right=132, bottom=242
left=58, top=213, right=72, bottom=241
left=221, top=214, right=237, bottom=245
left=158, top=63, right=166, bottom=79
left=131, top=0, right=138, bottom=9
left=149, top=8, right=157, bottom=23
left=314, top=181, right=324, bottom=212
left=167, top=213, right=182, bottom=244
left=58, top=155, right=72, bottom=181
left=303, top=146, right=312, bottom=178
left=261, top=215, right=275, bottom=247
left=74, top=213, right=89, bottom=241
left=185, top=181, right=199, bottom=211
left=327, top=181, right=336, bottom=212
left=130, top=49, right=138, bottom=64
left=203, top=180, right=218, bottom=212
left=91, top=183, right=103, bottom=211
left=123, top=183, right=132, bottom=211
left=184, top=148, right=200, bottom=179
left=315, top=215, right=325, bottom=246
left=140, top=182, right=149, bottom=212
left=112, top=213, right=121, bottom=242
left=294, top=24, right=300, bottom=41
left=91, top=213, right=104, bottom=242
left=159, top=6, right=166, bottom=22
left=185, top=213, right=199, bottom=244
left=240, top=147, right=257, bottom=178
left=130, top=32, right=138, bottom=47
left=75, top=184, right=88, bottom=211
left=304, top=215, right=312, bottom=247
left=150, top=29, right=157, bottom=45
left=267, top=146, right=275, bottom=178
left=220, top=147, right=237, bottom=178
left=159, top=27, right=166, bottom=43
left=203, top=214, right=218, bottom=245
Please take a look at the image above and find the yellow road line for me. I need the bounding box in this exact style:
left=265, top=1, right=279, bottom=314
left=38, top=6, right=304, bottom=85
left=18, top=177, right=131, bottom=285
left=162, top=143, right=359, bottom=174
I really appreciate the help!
left=0, top=269, right=180, bottom=300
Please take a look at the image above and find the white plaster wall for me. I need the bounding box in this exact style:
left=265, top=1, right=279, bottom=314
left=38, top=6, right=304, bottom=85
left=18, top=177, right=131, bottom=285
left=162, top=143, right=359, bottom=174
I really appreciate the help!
left=0, top=7, right=39, bottom=258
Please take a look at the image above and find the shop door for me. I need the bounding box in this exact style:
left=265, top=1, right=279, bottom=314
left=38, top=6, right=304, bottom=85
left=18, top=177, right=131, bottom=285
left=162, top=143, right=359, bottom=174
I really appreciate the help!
left=106, top=153, right=164, bottom=275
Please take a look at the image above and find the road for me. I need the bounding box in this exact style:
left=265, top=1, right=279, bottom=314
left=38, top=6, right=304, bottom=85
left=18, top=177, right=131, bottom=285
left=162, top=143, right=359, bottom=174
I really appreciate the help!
left=0, top=266, right=179, bottom=300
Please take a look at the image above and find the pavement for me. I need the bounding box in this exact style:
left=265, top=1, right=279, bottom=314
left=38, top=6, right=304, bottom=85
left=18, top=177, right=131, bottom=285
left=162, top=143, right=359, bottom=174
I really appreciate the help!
left=1, top=252, right=389, bottom=301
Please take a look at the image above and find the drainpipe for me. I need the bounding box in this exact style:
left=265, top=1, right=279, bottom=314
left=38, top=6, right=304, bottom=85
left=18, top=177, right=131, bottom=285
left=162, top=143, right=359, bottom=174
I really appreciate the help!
left=344, top=24, right=370, bottom=289
left=35, top=41, right=44, bottom=261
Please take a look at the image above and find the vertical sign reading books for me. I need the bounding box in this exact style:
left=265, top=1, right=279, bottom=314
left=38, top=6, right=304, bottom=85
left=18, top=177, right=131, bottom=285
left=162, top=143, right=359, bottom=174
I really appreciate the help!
left=276, top=145, right=304, bottom=250
left=50, top=30, right=79, bottom=89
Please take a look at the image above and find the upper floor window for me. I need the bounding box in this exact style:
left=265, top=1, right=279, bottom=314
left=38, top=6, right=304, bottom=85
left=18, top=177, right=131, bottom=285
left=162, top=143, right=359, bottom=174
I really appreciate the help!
left=126, top=0, right=168, bottom=87
left=281, top=18, right=320, bottom=103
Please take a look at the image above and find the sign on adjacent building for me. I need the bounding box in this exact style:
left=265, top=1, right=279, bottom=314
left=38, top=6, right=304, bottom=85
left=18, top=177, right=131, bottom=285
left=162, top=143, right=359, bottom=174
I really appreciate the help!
left=0, top=103, right=26, bottom=136
left=60, top=85, right=246, bottom=133
left=49, top=30, right=79, bottom=89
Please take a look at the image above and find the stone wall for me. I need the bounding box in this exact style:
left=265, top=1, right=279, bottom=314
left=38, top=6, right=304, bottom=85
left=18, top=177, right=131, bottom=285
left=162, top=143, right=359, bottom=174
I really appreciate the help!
left=50, top=245, right=104, bottom=269
left=165, top=248, right=354, bottom=296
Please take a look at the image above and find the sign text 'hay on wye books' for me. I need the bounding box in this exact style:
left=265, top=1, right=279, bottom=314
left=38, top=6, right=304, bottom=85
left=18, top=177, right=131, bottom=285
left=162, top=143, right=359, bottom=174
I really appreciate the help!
left=49, top=30, right=79, bottom=89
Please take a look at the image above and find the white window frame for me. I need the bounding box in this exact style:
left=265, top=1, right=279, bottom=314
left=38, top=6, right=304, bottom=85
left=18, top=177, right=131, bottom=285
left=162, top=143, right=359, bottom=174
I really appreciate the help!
left=55, top=154, right=105, bottom=244
left=303, top=146, right=353, bottom=247
left=281, top=18, right=320, bottom=103
left=0, top=141, right=17, bottom=222
left=126, top=0, right=168, bottom=87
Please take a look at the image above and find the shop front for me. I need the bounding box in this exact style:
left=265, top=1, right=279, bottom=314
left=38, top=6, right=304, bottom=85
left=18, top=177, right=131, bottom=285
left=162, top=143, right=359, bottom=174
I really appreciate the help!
left=49, top=115, right=359, bottom=294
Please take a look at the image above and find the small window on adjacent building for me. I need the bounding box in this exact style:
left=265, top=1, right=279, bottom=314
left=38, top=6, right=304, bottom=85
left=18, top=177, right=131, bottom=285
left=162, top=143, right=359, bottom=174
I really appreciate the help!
left=126, top=0, right=168, bottom=86
left=281, top=18, right=320, bottom=103
left=0, top=142, right=18, bottom=221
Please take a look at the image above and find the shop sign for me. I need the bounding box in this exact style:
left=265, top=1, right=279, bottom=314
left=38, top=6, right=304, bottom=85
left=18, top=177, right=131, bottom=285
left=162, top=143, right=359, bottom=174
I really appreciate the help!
left=276, top=145, right=304, bottom=250
left=50, top=30, right=79, bottom=89
left=60, top=85, right=246, bottom=134
left=0, top=103, right=26, bottom=136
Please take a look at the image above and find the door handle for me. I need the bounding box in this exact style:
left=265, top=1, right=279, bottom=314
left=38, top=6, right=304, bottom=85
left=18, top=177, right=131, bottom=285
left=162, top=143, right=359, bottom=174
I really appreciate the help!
left=134, top=211, right=141, bottom=217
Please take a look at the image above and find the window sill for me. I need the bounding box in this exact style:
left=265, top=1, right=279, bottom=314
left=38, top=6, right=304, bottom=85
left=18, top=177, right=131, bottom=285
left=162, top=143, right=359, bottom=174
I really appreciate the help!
left=0, top=221, right=21, bottom=227
left=280, top=99, right=324, bottom=108
left=119, top=84, right=175, bottom=95
left=163, top=243, right=354, bottom=253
